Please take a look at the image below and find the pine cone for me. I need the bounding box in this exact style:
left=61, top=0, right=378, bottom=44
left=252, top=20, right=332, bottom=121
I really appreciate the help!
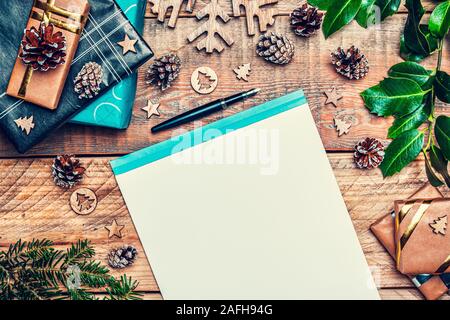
left=146, top=53, right=181, bottom=91
left=108, top=245, right=138, bottom=269
left=331, top=46, right=369, bottom=80
left=354, top=138, right=385, bottom=169
left=290, top=4, right=323, bottom=38
left=74, top=62, right=104, bottom=99
left=18, top=22, right=67, bottom=72
left=51, top=154, right=86, bottom=189
left=256, top=32, right=295, bottom=65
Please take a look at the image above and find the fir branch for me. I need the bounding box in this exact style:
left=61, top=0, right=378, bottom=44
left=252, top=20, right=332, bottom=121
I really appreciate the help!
left=104, top=275, right=143, bottom=301
left=0, top=239, right=143, bottom=300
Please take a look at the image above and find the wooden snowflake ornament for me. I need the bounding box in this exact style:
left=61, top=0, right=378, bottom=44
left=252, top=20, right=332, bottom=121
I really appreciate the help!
left=232, top=0, right=279, bottom=36
left=14, top=115, right=35, bottom=135
left=150, top=0, right=196, bottom=28
left=234, top=63, right=251, bottom=81
left=187, top=0, right=234, bottom=53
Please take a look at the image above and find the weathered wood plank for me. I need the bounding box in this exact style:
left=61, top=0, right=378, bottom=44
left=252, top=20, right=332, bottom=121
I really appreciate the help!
left=380, top=289, right=450, bottom=300
left=0, top=155, right=448, bottom=298
left=144, top=0, right=439, bottom=18
left=0, top=14, right=447, bottom=157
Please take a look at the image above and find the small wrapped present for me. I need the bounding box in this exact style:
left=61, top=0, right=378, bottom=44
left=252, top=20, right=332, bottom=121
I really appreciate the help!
left=395, top=198, right=450, bottom=275
left=70, top=0, right=146, bottom=129
left=7, top=0, right=90, bottom=110
left=371, top=184, right=449, bottom=300
left=0, top=0, right=153, bottom=153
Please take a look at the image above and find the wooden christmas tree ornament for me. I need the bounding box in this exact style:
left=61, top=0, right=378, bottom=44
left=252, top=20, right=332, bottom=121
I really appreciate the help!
left=150, top=0, right=196, bottom=28
left=14, top=115, right=35, bottom=135
left=191, top=67, right=218, bottom=94
left=70, top=188, right=98, bottom=216
left=334, top=117, right=352, bottom=137
left=187, top=0, right=234, bottom=53
left=232, top=0, right=279, bottom=36
left=430, top=215, right=447, bottom=236
left=234, top=63, right=251, bottom=81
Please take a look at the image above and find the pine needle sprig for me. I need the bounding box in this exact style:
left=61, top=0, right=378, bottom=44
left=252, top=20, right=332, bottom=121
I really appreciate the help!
left=0, top=239, right=142, bottom=300
left=104, top=275, right=143, bottom=301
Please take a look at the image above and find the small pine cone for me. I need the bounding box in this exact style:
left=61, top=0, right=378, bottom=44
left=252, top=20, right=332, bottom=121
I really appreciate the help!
left=108, top=245, right=138, bottom=269
left=146, top=53, right=181, bottom=91
left=74, top=62, right=104, bottom=99
left=290, top=4, right=323, bottom=38
left=256, top=32, right=295, bottom=65
left=51, top=155, right=86, bottom=189
left=18, top=22, right=67, bottom=72
left=331, top=46, right=369, bottom=80
left=354, top=138, right=385, bottom=169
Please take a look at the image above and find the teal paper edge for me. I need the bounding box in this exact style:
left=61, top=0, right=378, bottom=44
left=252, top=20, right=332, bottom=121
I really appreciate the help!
left=69, top=0, right=146, bottom=129
left=111, top=90, right=307, bottom=175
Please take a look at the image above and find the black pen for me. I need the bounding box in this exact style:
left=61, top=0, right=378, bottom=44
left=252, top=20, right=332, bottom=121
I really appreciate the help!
left=151, top=88, right=261, bottom=133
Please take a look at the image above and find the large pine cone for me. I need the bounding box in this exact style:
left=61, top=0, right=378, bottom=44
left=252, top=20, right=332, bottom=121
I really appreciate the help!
left=331, top=46, right=369, bottom=80
left=256, top=32, right=295, bottom=65
left=51, top=155, right=86, bottom=189
left=146, top=53, right=181, bottom=91
left=108, top=245, right=138, bottom=269
left=74, top=62, right=104, bottom=99
left=19, top=22, right=66, bottom=72
left=290, top=4, right=323, bottom=38
left=354, top=138, right=385, bottom=169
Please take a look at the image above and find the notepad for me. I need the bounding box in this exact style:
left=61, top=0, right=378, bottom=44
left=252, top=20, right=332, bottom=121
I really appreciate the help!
left=111, top=91, right=380, bottom=300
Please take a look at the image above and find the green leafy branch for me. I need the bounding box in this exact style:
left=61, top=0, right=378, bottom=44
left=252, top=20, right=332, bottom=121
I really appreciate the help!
left=0, top=239, right=142, bottom=300
left=361, top=0, right=450, bottom=186
left=308, top=0, right=402, bottom=38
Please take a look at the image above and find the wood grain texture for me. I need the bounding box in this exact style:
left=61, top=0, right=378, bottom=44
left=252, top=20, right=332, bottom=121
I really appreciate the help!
left=0, top=14, right=447, bottom=157
left=0, top=155, right=448, bottom=298
left=144, top=0, right=440, bottom=18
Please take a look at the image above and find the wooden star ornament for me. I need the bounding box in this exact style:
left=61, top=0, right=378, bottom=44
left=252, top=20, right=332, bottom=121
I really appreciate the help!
left=117, top=35, right=137, bottom=55
left=105, top=219, right=125, bottom=238
left=142, top=100, right=161, bottom=119
left=324, top=87, right=343, bottom=107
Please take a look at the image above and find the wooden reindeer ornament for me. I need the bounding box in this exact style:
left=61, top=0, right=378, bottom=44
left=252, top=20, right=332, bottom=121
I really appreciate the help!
left=150, top=0, right=196, bottom=28
left=232, top=0, right=279, bottom=36
left=187, top=0, right=234, bottom=53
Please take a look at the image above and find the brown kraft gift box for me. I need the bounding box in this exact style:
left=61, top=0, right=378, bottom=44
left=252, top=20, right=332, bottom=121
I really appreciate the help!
left=395, top=198, right=450, bottom=276
left=371, top=184, right=448, bottom=300
left=7, top=0, right=90, bottom=110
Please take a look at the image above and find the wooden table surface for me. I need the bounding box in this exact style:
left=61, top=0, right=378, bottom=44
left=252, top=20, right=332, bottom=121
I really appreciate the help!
left=1, top=0, right=449, bottom=300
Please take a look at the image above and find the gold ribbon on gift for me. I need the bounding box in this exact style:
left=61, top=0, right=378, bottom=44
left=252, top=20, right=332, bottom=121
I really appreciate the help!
left=18, top=0, right=87, bottom=98
left=396, top=200, right=432, bottom=269
left=396, top=199, right=450, bottom=274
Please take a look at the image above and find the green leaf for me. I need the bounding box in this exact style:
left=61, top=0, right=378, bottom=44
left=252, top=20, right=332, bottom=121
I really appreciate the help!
left=387, top=104, right=428, bottom=138
left=429, top=1, right=450, bottom=38
left=403, top=0, right=436, bottom=57
left=435, top=71, right=450, bottom=103
left=435, top=115, right=450, bottom=161
left=429, top=145, right=450, bottom=187
left=376, top=0, right=401, bottom=20
left=400, top=35, right=428, bottom=62
left=307, top=0, right=331, bottom=10
left=322, top=0, right=363, bottom=38
left=379, top=129, right=424, bottom=177
left=356, top=0, right=377, bottom=28
left=361, top=77, right=428, bottom=117
left=388, top=61, right=432, bottom=86
left=425, top=153, right=444, bottom=187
